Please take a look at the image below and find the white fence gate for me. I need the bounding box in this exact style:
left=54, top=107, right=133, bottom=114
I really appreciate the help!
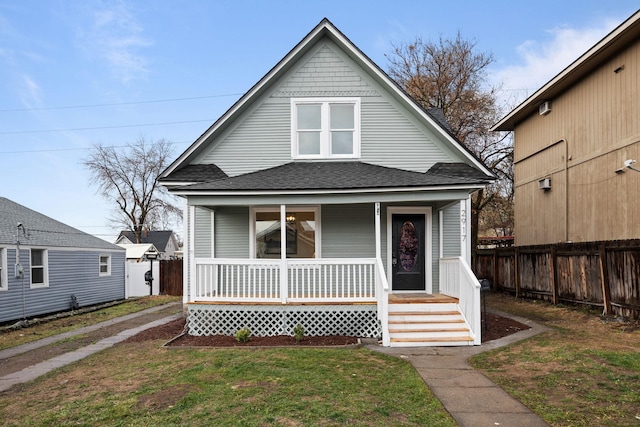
left=126, top=261, right=160, bottom=298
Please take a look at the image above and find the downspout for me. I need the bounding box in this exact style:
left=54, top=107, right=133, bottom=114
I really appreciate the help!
left=563, top=138, right=569, bottom=242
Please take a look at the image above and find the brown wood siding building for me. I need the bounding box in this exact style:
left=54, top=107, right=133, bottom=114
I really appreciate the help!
left=494, top=10, right=640, bottom=246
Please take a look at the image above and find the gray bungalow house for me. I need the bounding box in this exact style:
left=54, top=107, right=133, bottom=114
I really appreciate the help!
left=0, top=197, right=125, bottom=323
left=160, top=19, right=494, bottom=346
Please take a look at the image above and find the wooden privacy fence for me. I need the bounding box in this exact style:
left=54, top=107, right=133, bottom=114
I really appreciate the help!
left=160, top=259, right=183, bottom=296
left=474, top=240, right=640, bottom=319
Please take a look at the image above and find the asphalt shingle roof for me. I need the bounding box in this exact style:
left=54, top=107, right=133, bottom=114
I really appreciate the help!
left=179, top=161, right=492, bottom=192
left=160, top=164, right=227, bottom=182
left=0, top=197, right=124, bottom=250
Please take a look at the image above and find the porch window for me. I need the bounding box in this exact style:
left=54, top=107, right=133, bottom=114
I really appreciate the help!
left=0, top=247, right=6, bottom=291
left=99, top=254, right=111, bottom=276
left=254, top=208, right=318, bottom=259
left=30, top=248, right=48, bottom=288
left=291, top=98, right=360, bottom=159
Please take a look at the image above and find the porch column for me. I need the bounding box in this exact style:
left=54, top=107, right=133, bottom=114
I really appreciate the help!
left=375, top=202, right=381, bottom=260
left=280, top=204, right=288, bottom=303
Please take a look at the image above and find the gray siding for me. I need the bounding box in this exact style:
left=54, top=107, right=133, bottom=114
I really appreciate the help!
left=431, top=212, right=441, bottom=293
left=214, top=207, right=250, bottom=258
left=442, top=204, right=462, bottom=257
left=322, top=204, right=376, bottom=258
left=194, top=207, right=213, bottom=258
left=0, top=248, right=125, bottom=323
left=195, top=39, right=457, bottom=177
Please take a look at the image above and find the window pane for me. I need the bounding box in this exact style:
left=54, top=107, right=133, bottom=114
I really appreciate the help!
left=330, top=104, right=354, bottom=129
left=256, top=211, right=281, bottom=258
left=298, top=132, right=321, bottom=155
left=32, top=250, right=42, bottom=266
left=297, top=104, right=321, bottom=129
left=331, top=131, right=353, bottom=155
left=286, top=211, right=315, bottom=258
left=32, top=267, right=44, bottom=284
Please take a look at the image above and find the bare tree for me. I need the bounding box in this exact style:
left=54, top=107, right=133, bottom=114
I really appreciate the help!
left=386, top=33, right=513, bottom=252
left=83, top=137, right=182, bottom=243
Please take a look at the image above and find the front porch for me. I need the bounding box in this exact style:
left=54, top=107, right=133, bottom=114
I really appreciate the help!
left=186, top=256, right=482, bottom=346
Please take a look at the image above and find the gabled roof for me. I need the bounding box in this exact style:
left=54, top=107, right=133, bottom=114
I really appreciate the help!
left=0, top=197, right=123, bottom=250
left=116, top=230, right=176, bottom=252
left=170, top=161, right=491, bottom=196
left=493, top=9, right=640, bottom=131
left=160, top=18, right=494, bottom=180
left=117, top=243, right=159, bottom=259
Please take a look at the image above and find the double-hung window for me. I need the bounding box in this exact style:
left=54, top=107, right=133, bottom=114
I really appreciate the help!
left=0, top=248, right=6, bottom=291
left=30, top=248, right=48, bottom=288
left=292, top=98, right=360, bottom=159
left=99, top=254, right=111, bottom=276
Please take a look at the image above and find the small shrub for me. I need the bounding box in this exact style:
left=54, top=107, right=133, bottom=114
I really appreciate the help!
left=292, top=324, right=305, bottom=342
left=235, top=327, right=251, bottom=343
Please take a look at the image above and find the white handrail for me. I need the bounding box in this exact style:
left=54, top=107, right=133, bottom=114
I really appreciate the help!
left=375, top=256, right=390, bottom=346
left=440, top=256, right=481, bottom=344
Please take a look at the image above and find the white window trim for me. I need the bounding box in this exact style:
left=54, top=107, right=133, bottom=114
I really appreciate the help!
left=291, top=97, right=361, bottom=159
left=30, top=248, right=49, bottom=288
left=0, top=247, right=7, bottom=291
left=250, top=206, right=321, bottom=259
left=99, top=254, right=112, bottom=277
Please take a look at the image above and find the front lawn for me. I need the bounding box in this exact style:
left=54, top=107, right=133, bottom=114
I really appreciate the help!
left=473, top=293, right=640, bottom=427
left=0, top=343, right=455, bottom=426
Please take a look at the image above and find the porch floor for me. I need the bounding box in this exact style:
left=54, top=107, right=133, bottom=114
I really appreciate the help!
left=388, top=293, right=458, bottom=304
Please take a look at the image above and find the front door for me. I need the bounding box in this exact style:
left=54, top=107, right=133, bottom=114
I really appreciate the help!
left=391, top=214, right=426, bottom=291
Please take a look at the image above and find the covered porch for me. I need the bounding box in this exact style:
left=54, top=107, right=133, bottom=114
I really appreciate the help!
left=185, top=203, right=482, bottom=346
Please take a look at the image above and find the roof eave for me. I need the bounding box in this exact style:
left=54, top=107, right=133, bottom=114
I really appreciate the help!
left=170, top=183, right=487, bottom=197
left=492, top=9, right=640, bottom=132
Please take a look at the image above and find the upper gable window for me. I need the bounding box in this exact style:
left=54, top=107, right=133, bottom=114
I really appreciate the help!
left=291, top=98, right=360, bottom=159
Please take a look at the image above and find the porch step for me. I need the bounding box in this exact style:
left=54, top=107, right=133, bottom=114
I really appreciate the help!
left=386, top=302, right=475, bottom=347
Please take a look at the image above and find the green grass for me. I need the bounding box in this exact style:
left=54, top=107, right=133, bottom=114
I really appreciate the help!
left=0, top=344, right=456, bottom=426
left=0, top=295, right=180, bottom=350
left=472, top=293, right=640, bottom=427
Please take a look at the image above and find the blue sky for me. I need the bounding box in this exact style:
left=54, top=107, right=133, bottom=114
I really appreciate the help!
left=1, top=1, right=638, bottom=242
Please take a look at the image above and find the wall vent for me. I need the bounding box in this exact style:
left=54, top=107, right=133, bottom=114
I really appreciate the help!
left=539, top=101, right=552, bottom=116
left=539, top=178, right=551, bottom=190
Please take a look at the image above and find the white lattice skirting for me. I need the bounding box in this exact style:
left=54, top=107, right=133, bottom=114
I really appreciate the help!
left=187, top=304, right=381, bottom=338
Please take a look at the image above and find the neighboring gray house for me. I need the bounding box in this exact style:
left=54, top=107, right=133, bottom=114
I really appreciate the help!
left=115, top=230, right=180, bottom=259
left=0, top=197, right=126, bottom=323
left=159, top=19, right=494, bottom=346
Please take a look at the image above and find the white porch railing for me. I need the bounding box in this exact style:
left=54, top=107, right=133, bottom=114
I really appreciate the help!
left=440, top=256, right=482, bottom=344
left=194, top=258, right=377, bottom=303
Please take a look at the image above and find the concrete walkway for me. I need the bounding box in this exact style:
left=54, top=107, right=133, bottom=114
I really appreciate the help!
left=366, top=310, right=551, bottom=427
left=0, top=303, right=182, bottom=392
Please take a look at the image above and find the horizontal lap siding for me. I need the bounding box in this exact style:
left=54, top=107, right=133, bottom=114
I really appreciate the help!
left=198, top=100, right=290, bottom=177
left=0, top=249, right=125, bottom=323
left=361, top=101, right=453, bottom=172
left=214, top=207, right=249, bottom=258
left=321, top=204, right=375, bottom=258
left=442, top=204, right=461, bottom=257
left=194, top=207, right=213, bottom=258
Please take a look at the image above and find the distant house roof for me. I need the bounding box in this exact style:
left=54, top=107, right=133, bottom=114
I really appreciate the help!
left=493, top=9, right=640, bottom=131
left=116, top=230, right=176, bottom=252
left=0, top=197, right=123, bottom=251
left=117, top=243, right=158, bottom=260
left=171, top=161, right=492, bottom=195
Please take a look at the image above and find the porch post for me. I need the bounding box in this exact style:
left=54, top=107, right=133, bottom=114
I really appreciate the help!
left=280, top=204, right=288, bottom=303
left=375, top=202, right=381, bottom=259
